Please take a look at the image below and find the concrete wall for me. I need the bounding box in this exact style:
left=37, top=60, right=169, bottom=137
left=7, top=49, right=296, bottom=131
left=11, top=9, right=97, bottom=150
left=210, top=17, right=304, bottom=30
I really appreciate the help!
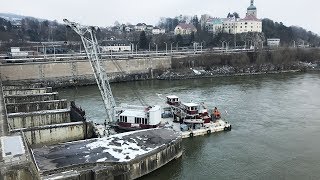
left=7, top=110, right=70, bottom=129
left=1, top=163, right=37, bottom=180
left=3, top=88, right=51, bottom=96
left=5, top=93, right=59, bottom=104
left=10, top=122, right=86, bottom=147
left=6, top=100, right=68, bottom=113
left=0, top=57, right=172, bottom=87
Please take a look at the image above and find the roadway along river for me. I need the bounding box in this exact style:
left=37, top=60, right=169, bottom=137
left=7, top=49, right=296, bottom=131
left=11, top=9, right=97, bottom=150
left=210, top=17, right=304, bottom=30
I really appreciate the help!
left=59, top=72, right=320, bottom=180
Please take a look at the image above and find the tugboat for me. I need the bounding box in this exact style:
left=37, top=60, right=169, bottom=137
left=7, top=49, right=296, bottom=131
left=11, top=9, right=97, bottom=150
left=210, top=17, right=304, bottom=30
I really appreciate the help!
left=165, top=95, right=232, bottom=138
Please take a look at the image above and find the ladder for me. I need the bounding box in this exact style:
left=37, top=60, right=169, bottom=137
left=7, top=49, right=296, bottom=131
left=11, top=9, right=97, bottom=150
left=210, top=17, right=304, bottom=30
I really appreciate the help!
left=63, top=19, right=116, bottom=123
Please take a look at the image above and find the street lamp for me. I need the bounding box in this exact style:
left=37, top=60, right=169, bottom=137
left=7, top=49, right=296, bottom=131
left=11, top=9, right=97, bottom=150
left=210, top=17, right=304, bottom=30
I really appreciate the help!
left=108, top=44, right=112, bottom=59
left=52, top=44, right=56, bottom=60
left=200, top=42, right=204, bottom=53
left=170, top=42, right=174, bottom=54
left=42, top=44, right=46, bottom=58
left=164, top=42, right=168, bottom=54
left=219, top=40, right=226, bottom=49
left=226, top=41, right=231, bottom=51
left=129, top=42, right=134, bottom=55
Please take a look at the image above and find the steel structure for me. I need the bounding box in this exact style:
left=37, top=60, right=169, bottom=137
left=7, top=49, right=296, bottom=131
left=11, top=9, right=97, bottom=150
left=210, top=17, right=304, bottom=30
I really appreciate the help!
left=63, top=19, right=116, bottom=123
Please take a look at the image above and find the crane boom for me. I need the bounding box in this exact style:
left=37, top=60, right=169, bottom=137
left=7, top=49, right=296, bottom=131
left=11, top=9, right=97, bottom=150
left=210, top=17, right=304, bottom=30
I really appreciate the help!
left=63, top=19, right=116, bottom=123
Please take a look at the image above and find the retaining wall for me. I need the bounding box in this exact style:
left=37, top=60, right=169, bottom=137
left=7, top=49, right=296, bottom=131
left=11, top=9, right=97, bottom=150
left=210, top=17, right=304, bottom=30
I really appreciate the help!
left=10, top=122, right=87, bottom=147
left=7, top=109, right=70, bottom=129
left=4, top=93, right=59, bottom=104
left=3, top=88, right=51, bottom=96
left=6, top=99, right=68, bottom=113
left=0, top=57, right=172, bottom=87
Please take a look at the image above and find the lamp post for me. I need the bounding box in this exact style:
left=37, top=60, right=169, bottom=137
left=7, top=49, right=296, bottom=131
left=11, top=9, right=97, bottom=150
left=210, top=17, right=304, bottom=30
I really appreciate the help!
left=170, top=42, right=174, bottom=54
left=193, top=42, right=197, bottom=54
left=219, top=40, right=226, bottom=50
left=176, top=42, right=179, bottom=51
left=226, top=41, right=231, bottom=51
left=53, top=45, right=56, bottom=60
left=42, top=44, right=46, bottom=58
left=108, top=44, right=112, bottom=59
left=130, top=43, right=134, bottom=55
left=149, top=42, right=151, bottom=52
left=200, top=42, right=204, bottom=53
left=164, top=42, right=168, bottom=54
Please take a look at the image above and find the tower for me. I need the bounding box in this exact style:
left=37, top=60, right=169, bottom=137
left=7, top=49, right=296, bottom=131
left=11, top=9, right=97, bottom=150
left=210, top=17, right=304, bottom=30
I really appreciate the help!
left=246, top=0, right=257, bottom=17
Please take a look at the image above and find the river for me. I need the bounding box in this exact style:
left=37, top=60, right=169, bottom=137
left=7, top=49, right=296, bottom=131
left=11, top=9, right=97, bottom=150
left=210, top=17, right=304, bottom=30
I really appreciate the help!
left=59, top=72, right=320, bottom=180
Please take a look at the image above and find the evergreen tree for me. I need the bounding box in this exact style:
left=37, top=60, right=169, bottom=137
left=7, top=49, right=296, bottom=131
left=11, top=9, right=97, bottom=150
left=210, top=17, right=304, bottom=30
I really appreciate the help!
left=139, top=31, right=148, bottom=49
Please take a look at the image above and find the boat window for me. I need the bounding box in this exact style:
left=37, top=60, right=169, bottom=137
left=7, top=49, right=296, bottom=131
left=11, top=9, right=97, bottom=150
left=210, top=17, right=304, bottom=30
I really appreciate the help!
left=120, top=116, right=127, bottom=122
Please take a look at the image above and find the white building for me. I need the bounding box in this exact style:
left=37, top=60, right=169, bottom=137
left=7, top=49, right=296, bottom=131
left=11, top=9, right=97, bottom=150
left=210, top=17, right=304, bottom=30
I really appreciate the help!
left=174, top=23, right=197, bottom=35
left=146, top=25, right=154, bottom=31
left=152, top=27, right=166, bottom=35
left=205, top=0, right=262, bottom=35
left=101, top=41, right=132, bottom=52
left=223, top=0, right=261, bottom=34
left=205, top=18, right=223, bottom=34
left=135, top=23, right=147, bottom=31
left=8, top=47, right=28, bottom=57
left=267, top=39, right=280, bottom=47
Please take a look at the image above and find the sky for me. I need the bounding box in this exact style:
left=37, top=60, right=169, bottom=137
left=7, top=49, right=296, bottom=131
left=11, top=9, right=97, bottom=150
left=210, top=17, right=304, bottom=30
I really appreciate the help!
left=0, top=0, right=319, bottom=34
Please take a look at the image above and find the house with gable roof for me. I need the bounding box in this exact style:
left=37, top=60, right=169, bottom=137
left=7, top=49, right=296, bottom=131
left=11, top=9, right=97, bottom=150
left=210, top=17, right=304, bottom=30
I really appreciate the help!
left=174, top=23, right=197, bottom=35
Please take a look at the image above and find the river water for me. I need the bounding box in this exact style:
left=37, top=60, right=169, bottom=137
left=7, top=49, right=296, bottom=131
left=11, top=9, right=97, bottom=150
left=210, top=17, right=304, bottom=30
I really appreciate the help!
left=59, top=72, right=320, bottom=180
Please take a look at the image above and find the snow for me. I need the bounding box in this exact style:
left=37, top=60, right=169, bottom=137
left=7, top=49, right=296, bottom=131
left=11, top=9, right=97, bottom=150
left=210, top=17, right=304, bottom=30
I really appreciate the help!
left=166, top=95, right=179, bottom=99
left=1, top=135, right=25, bottom=158
left=182, top=102, right=199, bottom=107
left=191, top=68, right=202, bottom=75
left=120, top=109, right=146, bottom=118
left=85, top=129, right=165, bottom=162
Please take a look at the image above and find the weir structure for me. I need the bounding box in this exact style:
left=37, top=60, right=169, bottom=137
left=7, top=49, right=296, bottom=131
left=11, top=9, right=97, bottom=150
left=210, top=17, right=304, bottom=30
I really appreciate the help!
left=0, top=82, right=93, bottom=179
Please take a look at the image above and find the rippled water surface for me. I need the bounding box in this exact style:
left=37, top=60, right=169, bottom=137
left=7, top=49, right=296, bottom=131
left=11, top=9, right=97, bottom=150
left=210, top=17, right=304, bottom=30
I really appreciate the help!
left=59, top=72, right=320, bottom=180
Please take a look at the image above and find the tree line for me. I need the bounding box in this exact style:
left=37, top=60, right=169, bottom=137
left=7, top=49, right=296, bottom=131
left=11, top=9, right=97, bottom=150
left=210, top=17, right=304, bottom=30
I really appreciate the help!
left=0, top=15, right=320, bottom=50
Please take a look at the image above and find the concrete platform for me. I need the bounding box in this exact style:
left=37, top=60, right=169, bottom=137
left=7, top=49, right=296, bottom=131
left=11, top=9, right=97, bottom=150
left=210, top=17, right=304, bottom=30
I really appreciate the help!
left=32, top=128, right=182, bottom=179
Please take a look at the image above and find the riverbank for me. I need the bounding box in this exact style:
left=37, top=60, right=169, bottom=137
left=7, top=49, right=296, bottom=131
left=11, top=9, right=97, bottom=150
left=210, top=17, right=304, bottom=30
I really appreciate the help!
left=157, top=62, right=319, bottom=80
left=1, top=48, right=319, bottom=88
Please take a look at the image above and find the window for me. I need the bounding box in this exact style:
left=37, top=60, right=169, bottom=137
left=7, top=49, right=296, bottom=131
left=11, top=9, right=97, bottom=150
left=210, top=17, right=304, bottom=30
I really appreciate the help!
left=120, top=116, right=127, bottom=123
left=240, top=26, right=242, bottom=28
left=135, top=117, right=147, bottom=124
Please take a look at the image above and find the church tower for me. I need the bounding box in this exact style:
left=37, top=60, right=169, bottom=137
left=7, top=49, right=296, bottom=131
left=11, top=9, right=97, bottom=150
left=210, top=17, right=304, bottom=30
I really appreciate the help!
left=246, top=0, right=257, bottom=17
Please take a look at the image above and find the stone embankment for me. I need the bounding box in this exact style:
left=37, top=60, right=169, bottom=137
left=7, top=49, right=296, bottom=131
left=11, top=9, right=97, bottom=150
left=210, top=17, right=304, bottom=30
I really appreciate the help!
left=158, top=62, right=319, bottom=80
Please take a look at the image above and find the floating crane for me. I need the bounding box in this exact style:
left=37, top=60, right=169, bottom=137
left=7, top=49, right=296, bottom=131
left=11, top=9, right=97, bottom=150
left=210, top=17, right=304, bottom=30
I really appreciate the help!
left=63, top=19, right=116, bottom=123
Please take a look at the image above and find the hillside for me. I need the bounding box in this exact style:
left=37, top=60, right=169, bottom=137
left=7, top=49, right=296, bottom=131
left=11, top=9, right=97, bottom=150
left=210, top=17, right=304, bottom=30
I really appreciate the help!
left=0, top=13, right=319, bottom=49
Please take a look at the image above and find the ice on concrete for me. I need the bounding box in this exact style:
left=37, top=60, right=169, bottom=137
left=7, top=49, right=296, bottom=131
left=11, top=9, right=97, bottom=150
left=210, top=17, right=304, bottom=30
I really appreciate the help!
left=1, top=135, right=25, bottom=158
left=32, top=129, right=181, bottom=172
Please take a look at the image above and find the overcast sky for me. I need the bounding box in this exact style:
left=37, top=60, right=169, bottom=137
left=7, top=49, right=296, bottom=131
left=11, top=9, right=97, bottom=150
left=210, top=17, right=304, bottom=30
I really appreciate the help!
left=0, top=0, right=319, bottom=34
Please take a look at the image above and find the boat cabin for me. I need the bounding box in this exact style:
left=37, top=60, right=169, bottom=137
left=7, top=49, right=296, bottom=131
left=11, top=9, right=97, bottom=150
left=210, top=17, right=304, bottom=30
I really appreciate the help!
left=117, top=105, right=162, bottom=127
left=182, top=103, right=199, bottom=115
left=166, top=95, right=180, bottom=106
